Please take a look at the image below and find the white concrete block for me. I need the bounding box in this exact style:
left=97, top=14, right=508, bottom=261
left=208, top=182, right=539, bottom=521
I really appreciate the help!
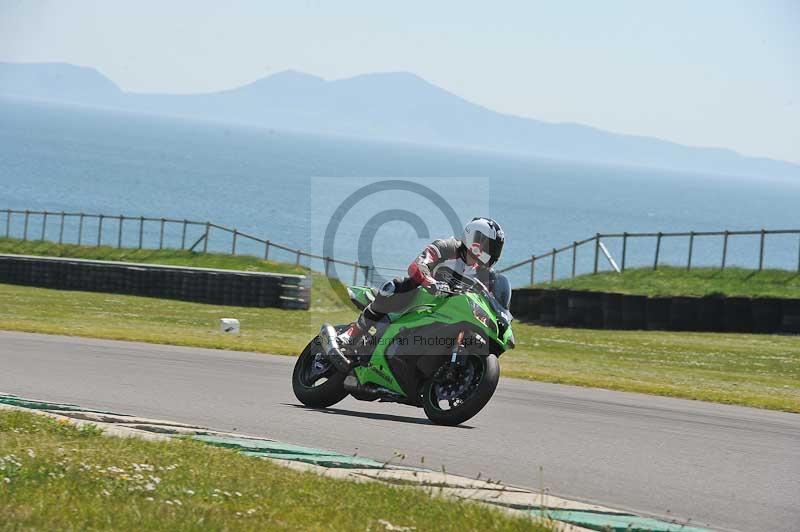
left=220, top=318, right=240, bottom=333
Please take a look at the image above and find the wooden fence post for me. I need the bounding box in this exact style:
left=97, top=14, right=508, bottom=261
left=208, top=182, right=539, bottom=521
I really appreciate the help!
left=571, top=242, right=577, bottom=278
left=23, top=210, right=29, bottom=241
left=362, top=265, right=369, bottom=284
left=58, top=212, right=65, bottom=244
left=158, top=218, right=165, bottom=249
left=4, top=210, right=10, bottom=238
left=593, top=234, right=600, bottom=273
left=264, top=240, right=270, bottom=260
left=97, top=214, right=104, bottom=247
left=529, top=255, right=536, bottom=285
left=203, top=222, right=210, bottom=253
left=687, top=231, right=695, bottom=271
left=138, top=217, right=144, bottom=249
left=181, top=220, right=188, bottom=250
left=40, top=211, right=48, bottom=241
left=324, top=257, right=331, bottom=276
left=295, top=249, right=301, bottom=266
left=550, top=249, right=557, bottom=283
left=721, top=231, right=729, bottom=270
left=117, top=215, right=124, bottom=248
left=758, top=229, right=765, bottom=271
left=621, top=232, right=628, bottom=271
left=78, top=213, right=84, bottom=245
left=231, top=230, right=238, bottom=255
left=653, top=232, right=662, bottom=270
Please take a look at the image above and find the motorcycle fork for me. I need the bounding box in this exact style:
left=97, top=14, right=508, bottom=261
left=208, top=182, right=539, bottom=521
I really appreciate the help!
left=450, top=330, right=466, bottom=365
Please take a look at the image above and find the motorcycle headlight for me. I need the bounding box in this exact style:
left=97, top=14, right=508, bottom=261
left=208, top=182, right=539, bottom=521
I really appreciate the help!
left=470, top=301, right=497, bottom=334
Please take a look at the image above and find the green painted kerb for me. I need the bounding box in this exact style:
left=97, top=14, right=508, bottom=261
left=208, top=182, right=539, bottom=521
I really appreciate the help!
left=527, top=509, right=709, bottom=532
left=0, top=394, right=115, bottom=414
left=194, top=435, right=391, bottom=469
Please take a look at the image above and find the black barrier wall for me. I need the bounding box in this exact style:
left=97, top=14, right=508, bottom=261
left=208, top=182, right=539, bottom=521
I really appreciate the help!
left=0, top=254, right=310, bottom=310
left=510, top=288, right=800, bottom=334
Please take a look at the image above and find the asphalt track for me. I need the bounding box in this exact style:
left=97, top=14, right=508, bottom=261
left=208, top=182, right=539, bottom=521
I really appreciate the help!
left=1, top=331, right=797, bottom=532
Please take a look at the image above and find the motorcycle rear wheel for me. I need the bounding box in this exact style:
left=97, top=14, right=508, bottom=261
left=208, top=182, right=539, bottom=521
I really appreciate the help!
left=292, top=334, right=349, bottom=408
left=422, top=354, right=499, bottom=426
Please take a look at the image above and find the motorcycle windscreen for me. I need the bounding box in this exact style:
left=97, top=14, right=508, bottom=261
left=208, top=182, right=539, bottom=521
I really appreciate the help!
left=493, top=274, right=512, bottom=309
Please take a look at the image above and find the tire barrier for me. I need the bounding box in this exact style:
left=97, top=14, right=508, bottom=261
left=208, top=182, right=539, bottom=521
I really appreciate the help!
left=723, top=297, right=752, bottom=333
left=602, top=293, right=624, bottom=329
left=568, top=291, right=603, bottom=328
left=538, top=291, right=555, bottom=323
left=751, top=298, right=783, bottom=334
left=555, top=290, right=571, bottom=326
left=696, top=297, right=724, bottom=332
left=645, top=297, right=671, bottom=331
left=670, top=296, right=699, bottom=331
left=782, top=300, right=800, bottom=334
left=621, top=295, right=647, bottom=330
left=0, top=254, right=311, bottom=310
left=510, top=288, right=800, bottom=334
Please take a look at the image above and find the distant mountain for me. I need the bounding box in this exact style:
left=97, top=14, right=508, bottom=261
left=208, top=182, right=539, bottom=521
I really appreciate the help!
left=0, top=62, right=122, bottom=103
left=2, top=62, right=798, bottom=179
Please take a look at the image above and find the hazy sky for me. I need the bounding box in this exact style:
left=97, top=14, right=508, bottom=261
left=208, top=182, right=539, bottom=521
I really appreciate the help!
left=1, top=0, right=798, bottom=163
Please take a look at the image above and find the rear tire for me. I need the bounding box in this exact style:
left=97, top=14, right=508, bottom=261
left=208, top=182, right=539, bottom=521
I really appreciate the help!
left=423, top=354, right=499, bottom=426
left=292, top=334, right=349, bottom=408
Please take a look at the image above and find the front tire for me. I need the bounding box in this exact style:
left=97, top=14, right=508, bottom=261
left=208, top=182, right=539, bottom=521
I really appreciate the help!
left=423, top=354, right=500, bottom=426
left=292, top=335, right=349, bottom=408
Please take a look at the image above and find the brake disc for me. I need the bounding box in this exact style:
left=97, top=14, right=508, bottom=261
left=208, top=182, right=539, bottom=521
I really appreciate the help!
left=308, top=353, right=331, bottom=380
left=435, top=362, right=476, bottom=402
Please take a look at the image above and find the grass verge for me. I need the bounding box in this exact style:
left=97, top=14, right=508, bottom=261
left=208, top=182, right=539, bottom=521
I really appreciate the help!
left=504, top=325, right=799, bottom=412
left=2, top=283, right=798, bottom=412
left=0, top=409, right=546, bottom=531
left=539, top=266, right=800, bottom=298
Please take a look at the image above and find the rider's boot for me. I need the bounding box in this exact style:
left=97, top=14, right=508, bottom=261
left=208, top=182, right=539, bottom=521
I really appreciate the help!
left=338, top=311, right=389, bottom=349
left=337, top=318, right=366, bottom=347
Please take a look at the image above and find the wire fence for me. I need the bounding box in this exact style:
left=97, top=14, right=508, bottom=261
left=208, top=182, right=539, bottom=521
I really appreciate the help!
left=499, top=229, right=800, bottom=285
left=0, top=208, right=388, bottom=286
left=5, top=208, right=798, bottom=287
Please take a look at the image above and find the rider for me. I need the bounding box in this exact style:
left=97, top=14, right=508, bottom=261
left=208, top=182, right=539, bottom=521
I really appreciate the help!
left=333, top=217, right=505, bottom=353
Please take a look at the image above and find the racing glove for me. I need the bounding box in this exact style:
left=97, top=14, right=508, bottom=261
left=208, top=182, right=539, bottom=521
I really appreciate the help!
left=426, top=281, right=451, bottom=298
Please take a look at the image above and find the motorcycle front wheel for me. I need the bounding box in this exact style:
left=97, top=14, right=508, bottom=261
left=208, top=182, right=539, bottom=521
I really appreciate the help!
left=292, top=334, right=349, bottom=408
left=422, top=354, right=500, bottom=426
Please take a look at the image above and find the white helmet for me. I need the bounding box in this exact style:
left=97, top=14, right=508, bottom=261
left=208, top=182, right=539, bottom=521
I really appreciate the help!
left=462, top=217, right=504, bottom=267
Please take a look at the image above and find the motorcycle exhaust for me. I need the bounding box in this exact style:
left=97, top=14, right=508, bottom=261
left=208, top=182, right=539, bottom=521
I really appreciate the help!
left=319, top=324, right=352, bottom=373
left=343, top=375, right=403, bottom=402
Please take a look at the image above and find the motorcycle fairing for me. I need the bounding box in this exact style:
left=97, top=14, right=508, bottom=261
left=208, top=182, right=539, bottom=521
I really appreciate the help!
left=347, top=285, right=375, bottom=310
left=353, top=286, right=510, bottom=396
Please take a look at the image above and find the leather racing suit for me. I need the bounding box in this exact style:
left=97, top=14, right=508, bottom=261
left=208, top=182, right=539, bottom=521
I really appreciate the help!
left=357, top=237, right=496, bottom=333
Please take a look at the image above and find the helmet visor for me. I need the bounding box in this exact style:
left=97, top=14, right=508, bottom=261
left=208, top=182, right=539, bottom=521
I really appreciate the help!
left=469, top=230, right=504, bottom=265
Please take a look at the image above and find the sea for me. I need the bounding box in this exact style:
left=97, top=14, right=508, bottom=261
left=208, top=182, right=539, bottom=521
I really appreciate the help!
left=1, top=97, right=798, bottom=287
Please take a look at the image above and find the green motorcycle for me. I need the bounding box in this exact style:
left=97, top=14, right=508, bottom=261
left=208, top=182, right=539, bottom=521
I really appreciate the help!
left=292, top=276, right=514, bottom=426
